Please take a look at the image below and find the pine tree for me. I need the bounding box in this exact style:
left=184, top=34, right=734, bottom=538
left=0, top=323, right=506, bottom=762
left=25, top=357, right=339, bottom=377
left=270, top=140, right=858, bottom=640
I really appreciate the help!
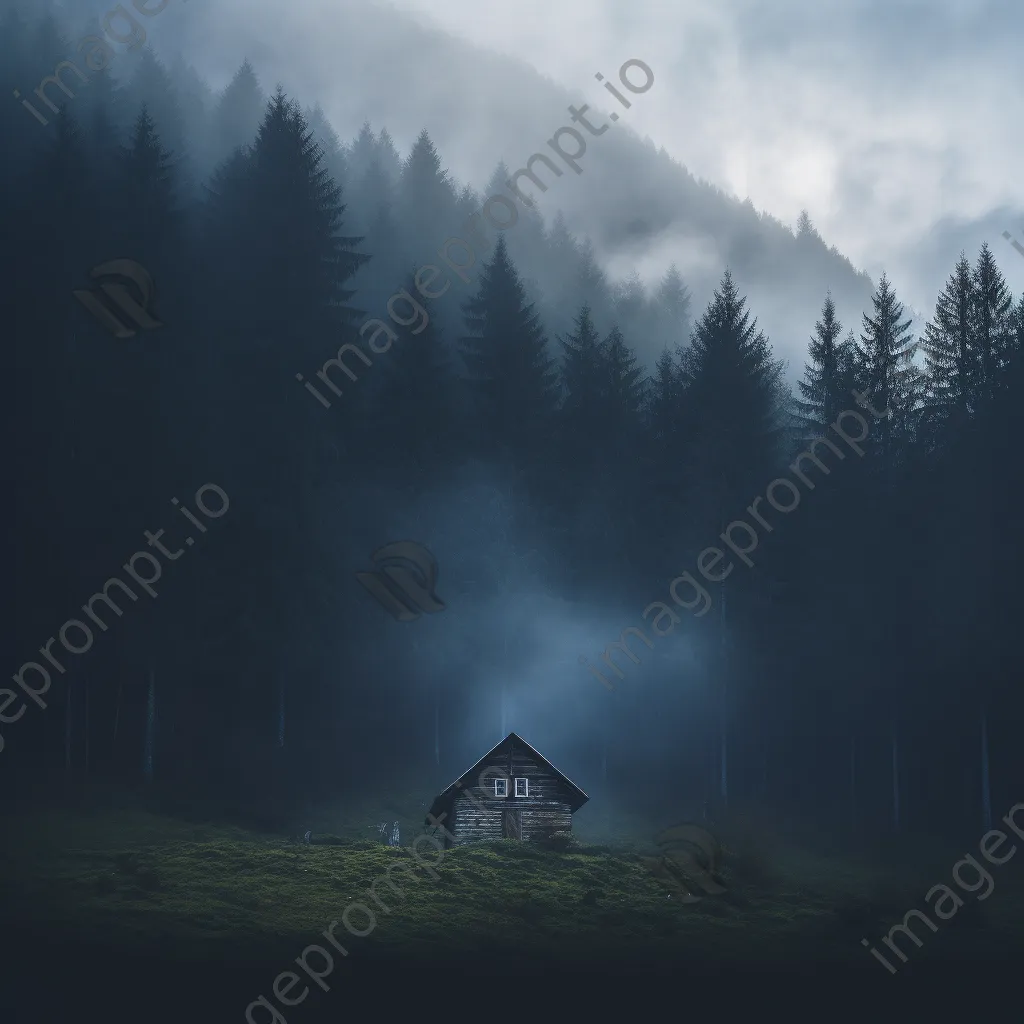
left=602, top=324, right=647, bottom=422
left=347, top=120, right=378, bottom=181
left=556, top=309, right=644, bottom=565
left=547, top=211, right=577, bottom=264
left=544, top=211, right=578, bottom=305
left=198, top=90, right=369, bottom=711
left=241, top=90, right=367, bottom=344
left=576, top=239, right=611, bottom=325
left=601, top=324, right=648, bottom=537
left=1012, top=293, right=1024, bottom=362
left=647, top=347, right=683, bottom=447
left=796, top=209, right=820, bottom=241
left=992, top=292, right=1024, bottom=446
left=460, top=235, right=557, bottom=462
left=114, top=106, right=179, bottom=264
left=613, top=271, right=647, bottom=329
left=211, top=59, right=266, bottom=164
left=350, top=158, right=401, bottom=304
left=854, top=273, right=920, bottom=466
left=399, top=129, right=456, bottom=240
left=455, top=182, right=482, bottom=227
left=920, top=252, right=977, bottom=434
left=375, top=127, right=402, bottom=184
left=305, top=103, right=348, bottom=192
left=125, top=48, right=187, bottom=178
left=170, top=56, right=214, bottom=175
left=973, top=243, right=1014, bottom=407
left=485, top=160, right=547, bottom=272
left=797, top=292, right=855, bottom=433
left=556, top=302, right=606, bottom=514
left=653, top=264, right=692, bottom=351
left=370, top=269, right=458, bottom=474
left=682, top=270, right=785, bottom=516
left=349, top=154, right=395, bottom=239
left=559, top=303, right=605, bottom=418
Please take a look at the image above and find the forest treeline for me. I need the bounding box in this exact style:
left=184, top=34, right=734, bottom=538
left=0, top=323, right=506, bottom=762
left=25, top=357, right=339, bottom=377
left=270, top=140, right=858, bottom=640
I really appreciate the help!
left=4, top=8, right=1024, bottom=836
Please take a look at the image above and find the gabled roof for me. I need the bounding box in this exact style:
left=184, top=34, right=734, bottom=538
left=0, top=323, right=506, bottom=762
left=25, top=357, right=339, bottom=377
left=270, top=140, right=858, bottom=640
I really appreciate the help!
left=426, top=732, right=589, bottom=822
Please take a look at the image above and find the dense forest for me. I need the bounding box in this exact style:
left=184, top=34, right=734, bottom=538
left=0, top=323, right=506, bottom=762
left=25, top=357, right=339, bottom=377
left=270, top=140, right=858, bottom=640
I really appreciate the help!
left=4, top=4, right=1024, bottom=846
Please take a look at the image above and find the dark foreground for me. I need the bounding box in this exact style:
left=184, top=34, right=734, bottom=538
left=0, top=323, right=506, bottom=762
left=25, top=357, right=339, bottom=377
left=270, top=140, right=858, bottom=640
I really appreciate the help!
left=4, top=938, right=1019, bottom=1022
left=2, top=804, right=1021, bottom=1020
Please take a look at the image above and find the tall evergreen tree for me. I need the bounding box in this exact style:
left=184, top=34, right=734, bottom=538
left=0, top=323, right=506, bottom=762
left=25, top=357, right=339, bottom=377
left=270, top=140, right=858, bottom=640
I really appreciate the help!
left=612, top=271, right=647, bottom=335
left=600, top=323, right=648, bottom=540
left=646, top=347, right=684, bottom=448
left=653, top=263, right=692, bottom=352
left=125, top=48, right=187, bottom=180
left=211, top=59, right=266, bottom=166
left=920, top=252, right=977, bottom=436
left=460, top=235, right=557, bottom=463
left=240, top=89, right=366, bottom=348
left=854, top=273, right=919, bottom=467
left=398, top=128, right=456, bottom=241
left=797, top=292, right=855, bottom=433
left=196, top=90, right=369, bottom=768
left=375, top=127, right=402, bottom=184
left=368, top=268, right=458, bottom=474
left=602, top=324, right=647, bottom=424
left=114, top=106, right=179, bottom=266
left=556, top=302, right=607, bottom=543
left=350, top=158, right=401, bottom=305
left=485, top=160, right=547, bottom=274
left=305, top=103, right=348, bottom=193
left=347, top=120, right=378, bottom=181
left=349, top=154, right=394, bottom=238
left=559, top=303, right=605, bottom=417
left=576, top=239, right=611, bottom=325
left=170, top=56, right=214, bottom=174
left=973, top=242, right=1014, bottom=408
left=682, top=269, right=785, bottom=519
left=795, top=209, right=820, bottom=242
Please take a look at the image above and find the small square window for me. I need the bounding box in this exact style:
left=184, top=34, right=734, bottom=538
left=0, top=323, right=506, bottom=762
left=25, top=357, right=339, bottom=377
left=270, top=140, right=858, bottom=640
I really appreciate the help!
left=493, top=778, right=508, bottom=797
left=514, top=778, right=529, bottom=797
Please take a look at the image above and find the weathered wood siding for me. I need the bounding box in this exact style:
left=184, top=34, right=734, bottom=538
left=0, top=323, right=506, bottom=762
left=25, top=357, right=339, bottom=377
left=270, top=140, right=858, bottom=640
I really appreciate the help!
left=449, top=747, right=575, bottom=845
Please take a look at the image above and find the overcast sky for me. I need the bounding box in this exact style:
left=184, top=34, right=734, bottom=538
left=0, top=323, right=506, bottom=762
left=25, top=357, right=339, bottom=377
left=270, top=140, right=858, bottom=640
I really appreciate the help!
left=383, top=0, right=1024, bottom=296
left=160, top=0, right=1024, bottom=311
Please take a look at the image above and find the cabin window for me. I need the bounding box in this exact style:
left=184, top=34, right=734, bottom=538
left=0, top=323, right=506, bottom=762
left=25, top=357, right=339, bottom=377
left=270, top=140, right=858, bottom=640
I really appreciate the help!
left=493, top=778, right=508, bottom=797
left=515, top=778, right=529, bottom=797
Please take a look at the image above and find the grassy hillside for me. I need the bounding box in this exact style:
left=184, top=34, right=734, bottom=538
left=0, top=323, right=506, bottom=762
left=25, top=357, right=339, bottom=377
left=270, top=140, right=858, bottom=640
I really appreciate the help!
left=3, top=801, right=1021, bottom=972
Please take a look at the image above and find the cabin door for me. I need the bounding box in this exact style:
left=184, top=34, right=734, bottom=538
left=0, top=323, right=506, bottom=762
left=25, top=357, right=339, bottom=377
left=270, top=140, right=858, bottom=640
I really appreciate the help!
left=502, top=809, right=522, bottom=840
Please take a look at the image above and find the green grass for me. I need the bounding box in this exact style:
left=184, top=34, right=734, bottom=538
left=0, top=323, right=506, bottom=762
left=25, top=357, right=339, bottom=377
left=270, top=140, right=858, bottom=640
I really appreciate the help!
left=2, top=803, right=1021, bottom=968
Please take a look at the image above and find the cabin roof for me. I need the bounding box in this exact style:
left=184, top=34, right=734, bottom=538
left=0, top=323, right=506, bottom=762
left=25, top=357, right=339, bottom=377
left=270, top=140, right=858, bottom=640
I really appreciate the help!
left=425, top=732, right=589, bottom=822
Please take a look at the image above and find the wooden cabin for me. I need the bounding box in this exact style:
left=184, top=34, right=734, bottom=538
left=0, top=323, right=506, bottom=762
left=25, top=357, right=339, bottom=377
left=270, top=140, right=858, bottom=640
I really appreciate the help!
left=425, top=732, right=588, bottom=846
